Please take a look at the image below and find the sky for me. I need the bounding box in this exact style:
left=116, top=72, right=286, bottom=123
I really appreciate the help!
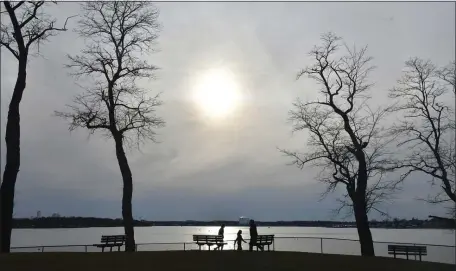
left=1, top=2, right=455, bottom=221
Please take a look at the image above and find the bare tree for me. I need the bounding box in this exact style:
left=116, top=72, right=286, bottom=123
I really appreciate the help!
left=0, top=1, right=70, bottom=253
left=55, top=2, right=164, bottom=252
left=389, top=58, right=455, bottom=210
left=281, top=33, right=399, bottom=256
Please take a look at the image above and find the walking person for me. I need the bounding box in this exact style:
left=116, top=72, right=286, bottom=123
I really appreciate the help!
left=249, top=219, right=263, bottom=251
left=234, top=230, right=247, bottom=251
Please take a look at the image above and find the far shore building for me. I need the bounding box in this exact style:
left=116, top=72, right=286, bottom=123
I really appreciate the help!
left=239, top=216, right=250, bottom=225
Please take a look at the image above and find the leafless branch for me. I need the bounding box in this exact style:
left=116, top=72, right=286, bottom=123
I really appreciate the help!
left=389, top=57, right=456, bottom=204
left=56, top=2, right=164, bottom=148
left=436, top=61, right=455, bottom=94
left=1, top=1, right=72, bottom=59
left=281, top=33, right=400, bottom=220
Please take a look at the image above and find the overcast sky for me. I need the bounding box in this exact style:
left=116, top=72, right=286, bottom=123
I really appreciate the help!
left=1, top=2, right=455, bottom=221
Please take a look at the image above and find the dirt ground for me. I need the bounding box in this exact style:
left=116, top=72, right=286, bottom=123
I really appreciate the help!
left=0, top=251, right=454, bottom=271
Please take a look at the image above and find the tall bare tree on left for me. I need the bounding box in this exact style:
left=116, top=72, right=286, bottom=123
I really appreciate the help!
left=55, top=2, right=164, bottom=252
left=0, top=1, right=70, bottom=253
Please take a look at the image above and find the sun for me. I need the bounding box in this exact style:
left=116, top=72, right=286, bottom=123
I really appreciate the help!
left=193, top=68, right=242, bottom=119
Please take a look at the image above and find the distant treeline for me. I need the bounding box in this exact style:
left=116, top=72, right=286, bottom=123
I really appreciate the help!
left=12, top=216, right=454, bottom=229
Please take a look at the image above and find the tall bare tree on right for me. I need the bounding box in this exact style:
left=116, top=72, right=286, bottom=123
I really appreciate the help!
left=281, top=33, right=400, bottom=257
left=389, top=58, right=455, bottom=216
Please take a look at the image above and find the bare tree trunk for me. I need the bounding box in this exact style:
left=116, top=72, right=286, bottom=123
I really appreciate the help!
left=1, top=57, right=27, bottom=253
left=353, top=193, right=375, bottom=256
left=113, top=134, right=136, bottom=252
left=353, top=156, right=375, bottom=257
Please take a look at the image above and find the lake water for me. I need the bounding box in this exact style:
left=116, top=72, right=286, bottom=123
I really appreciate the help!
left=11, top=227, right=456, bottom=264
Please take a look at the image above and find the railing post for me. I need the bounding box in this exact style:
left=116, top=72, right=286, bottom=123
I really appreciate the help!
left=320, top=238, right=323, bottom=254
left=85, top=245, right=87, bottom=253
left=42, top=246, right=44, bottom=252
left=184, top=243, right=186, bottom=251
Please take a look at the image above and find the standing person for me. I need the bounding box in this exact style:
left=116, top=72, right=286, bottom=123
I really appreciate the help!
left=234, top=230, right=247, bottom=250
left=249, top=219, right=264, bottom=251
left=215, top=224, right=226, bottom=250
left=218, top=224, right=225, bottom=238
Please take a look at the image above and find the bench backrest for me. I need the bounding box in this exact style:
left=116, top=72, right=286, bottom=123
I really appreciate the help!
left=257, top=235, right=274, bottom=243
left=193, top=235, right=224, bottom=243
left=388, top=245, right=427, bottom=253
left=101, top=235, right=126, bottom=244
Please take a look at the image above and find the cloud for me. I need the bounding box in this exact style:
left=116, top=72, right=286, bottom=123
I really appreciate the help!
left=1, top=2, right=454, bottom=220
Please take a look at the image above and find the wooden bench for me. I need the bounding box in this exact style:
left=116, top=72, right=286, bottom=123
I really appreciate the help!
left=193, top=235, right=227, bottom=251
left=253, top=235, right=275, bottom=251
left=388, top=244, right=427, bottom=261
left=94, top=235, right=126, bottom=252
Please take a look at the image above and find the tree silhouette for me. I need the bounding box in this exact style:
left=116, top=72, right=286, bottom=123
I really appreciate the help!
left=55, top=2, right=164, bottom=252
left=0, top=1, right=70, bottom=253
left=281, top=33, right=399, bottom=256
left=389, top=58, right=455, bottom=214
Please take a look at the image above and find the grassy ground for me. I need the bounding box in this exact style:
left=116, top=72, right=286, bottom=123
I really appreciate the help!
left=0, top=251, right=454, bottom=271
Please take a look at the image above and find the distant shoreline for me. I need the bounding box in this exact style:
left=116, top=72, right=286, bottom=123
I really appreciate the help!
left=12, top=217, right=455, bottom=229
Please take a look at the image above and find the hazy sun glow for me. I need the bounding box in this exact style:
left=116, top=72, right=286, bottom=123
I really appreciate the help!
left=193, top=68, right=242, bottom=119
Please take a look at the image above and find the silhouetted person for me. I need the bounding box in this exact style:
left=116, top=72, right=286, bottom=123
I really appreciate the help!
left=234, top=230, right=247, bottom=251
left=249, top=219, right=263, bottom=251
left=215, top=224, right=225, bottom=250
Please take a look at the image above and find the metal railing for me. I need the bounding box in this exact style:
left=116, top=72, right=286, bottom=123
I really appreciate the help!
left=10, top=236, right=455, bottom=264
left=135, top=242, right=194, bottom=252
left=11, top=244, right=90, bottom=253
left=274, top=236, right=456, bottom=251
left=272, top=236, right=455, bottom=264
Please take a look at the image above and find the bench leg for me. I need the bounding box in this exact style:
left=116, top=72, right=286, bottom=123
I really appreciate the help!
left=110, top=247, right=113, bottom=252
left=102, top=247, right=105, bottom=253
left=118, top=246, right=120, bottom=252
left=419, top=253, right=422, bottom=262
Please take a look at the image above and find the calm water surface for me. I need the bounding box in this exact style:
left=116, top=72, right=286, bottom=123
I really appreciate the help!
left=11, top=227, right=456, bottom=264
